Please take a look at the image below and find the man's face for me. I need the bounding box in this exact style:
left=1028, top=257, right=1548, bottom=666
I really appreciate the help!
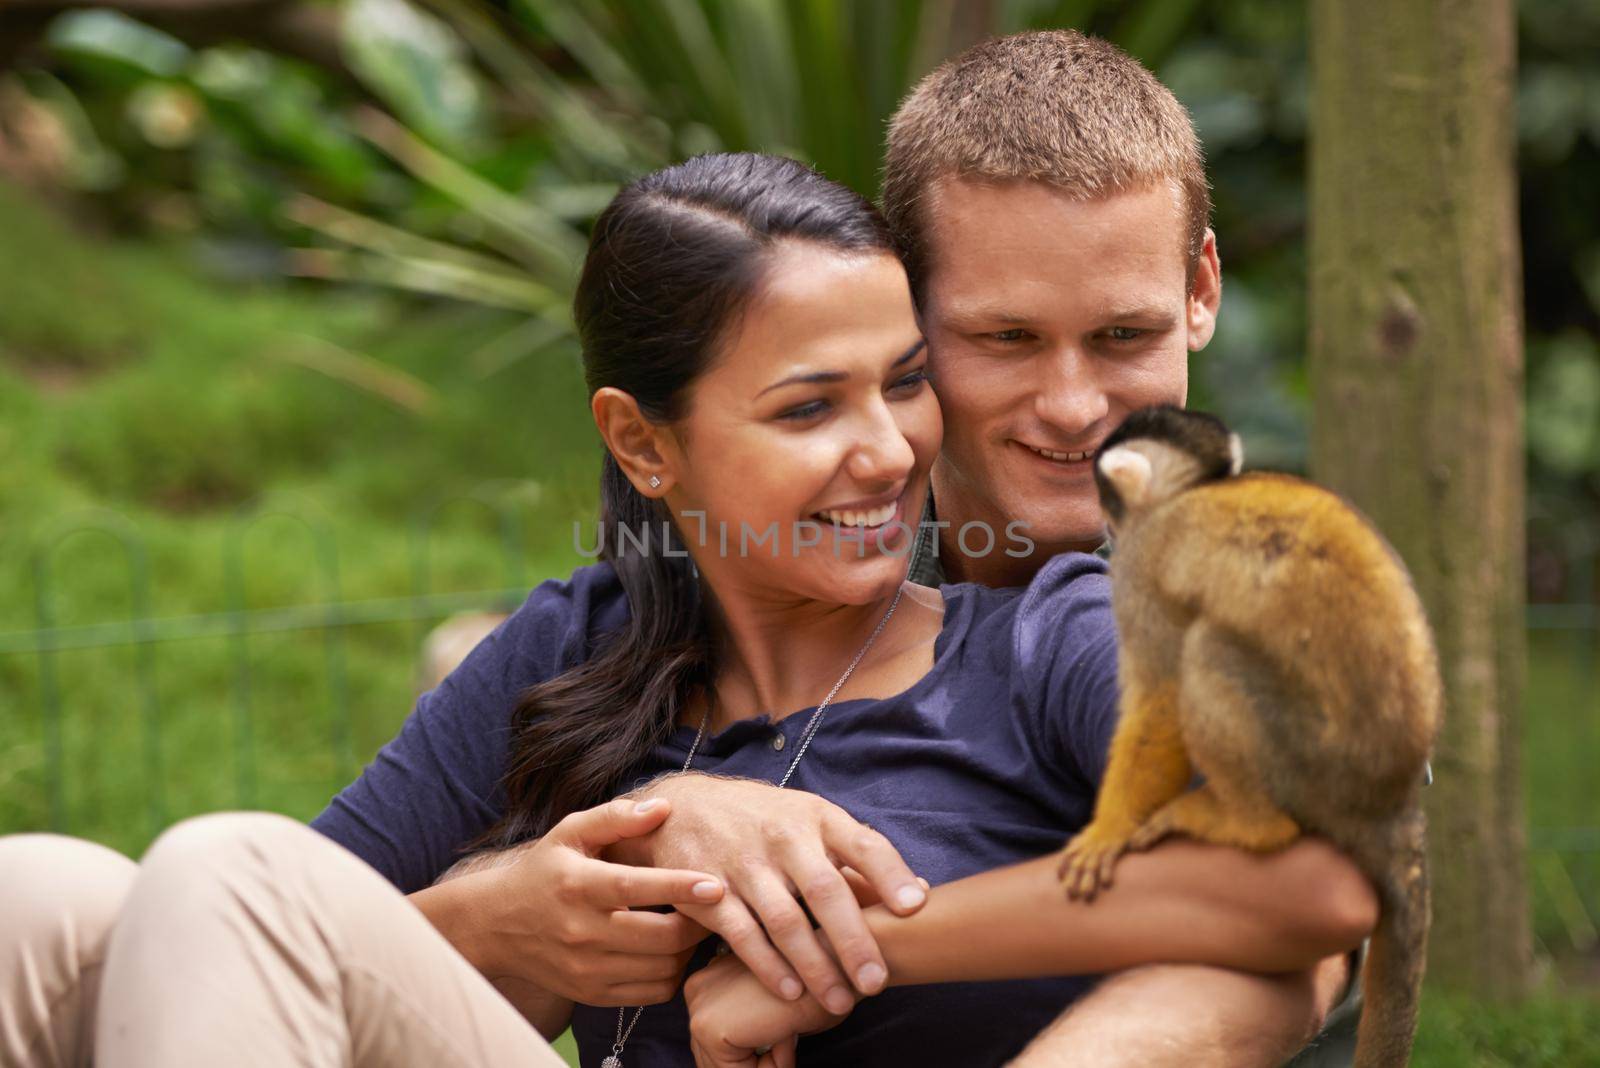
left=918, top=177, right=1221, bottom=557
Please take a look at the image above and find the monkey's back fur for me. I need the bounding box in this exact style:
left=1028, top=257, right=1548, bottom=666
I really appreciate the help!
left=1126, top=473, right=1440, bottom=816
left=1068, top=466, right=1441, bottom=1068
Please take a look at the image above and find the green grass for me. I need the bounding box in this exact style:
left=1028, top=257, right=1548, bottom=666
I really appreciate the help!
left=0, top=180, right=600, bottom=854
left=1, top=182, right=1596, bottom=1063
left=1525, top=628, right=1600, bottom=966
left=1413, top=988, right=1600, bottom=1066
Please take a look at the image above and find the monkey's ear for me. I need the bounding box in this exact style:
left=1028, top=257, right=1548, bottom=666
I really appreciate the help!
left=1098, top=445, right=1153, bottom=508
left=1227, top=433, right=1244, bottom=476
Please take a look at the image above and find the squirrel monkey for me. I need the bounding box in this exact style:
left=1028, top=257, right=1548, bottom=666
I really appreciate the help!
left=1058, top=406, right=1440, bottom=1068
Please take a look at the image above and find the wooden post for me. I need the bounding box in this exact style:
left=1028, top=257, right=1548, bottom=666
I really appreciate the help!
left=1308, top=0, right=1532, bottom=997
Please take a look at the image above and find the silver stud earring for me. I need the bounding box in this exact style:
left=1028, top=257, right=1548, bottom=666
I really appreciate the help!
left=648, top=475, right=662, bottom=489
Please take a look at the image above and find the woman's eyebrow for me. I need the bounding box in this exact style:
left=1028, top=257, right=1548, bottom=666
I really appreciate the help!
left=893, top=338, right=928, bottom=366
left=757, top=339, right=927, bottom=396
left=757, top=369, right=846, bottom=395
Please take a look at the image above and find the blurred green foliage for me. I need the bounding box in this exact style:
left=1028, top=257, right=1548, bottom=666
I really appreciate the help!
left=1413, top=987, right=1600, bottom=1067
left=8, top=2, right=1595, bottom=598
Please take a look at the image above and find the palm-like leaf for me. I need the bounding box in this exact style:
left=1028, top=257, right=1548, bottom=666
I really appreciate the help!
left=39, top=0, right=1183, bottom=361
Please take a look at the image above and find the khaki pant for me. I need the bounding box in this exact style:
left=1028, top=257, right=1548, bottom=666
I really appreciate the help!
left=0, top=814, right=565, bottom=1068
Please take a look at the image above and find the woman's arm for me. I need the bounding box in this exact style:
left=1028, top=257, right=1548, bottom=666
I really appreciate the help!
left=686, top=836, right=1374, bottom=1067
left=867, top=837, right=1376, bottom=985
left=414, top=845, right=576, bottom=1040
left=408, top=796, right=720, bottom=1036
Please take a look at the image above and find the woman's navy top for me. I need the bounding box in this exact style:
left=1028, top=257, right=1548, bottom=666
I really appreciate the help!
left=312, top=553, right=1121, bottom=1067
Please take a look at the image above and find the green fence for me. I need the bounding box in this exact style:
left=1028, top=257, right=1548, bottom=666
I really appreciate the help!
left=1, top=507, right=1595, bottom=970
left=1, top=497, right=534, bottom=845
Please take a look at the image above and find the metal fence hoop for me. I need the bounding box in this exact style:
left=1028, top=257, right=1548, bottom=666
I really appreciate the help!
left=30, top=510, right=164, bottom=835
left=223, top=499, right=350, bottom=805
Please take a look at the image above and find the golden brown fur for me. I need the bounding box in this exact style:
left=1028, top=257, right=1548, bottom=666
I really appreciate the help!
left=1060, top=414, right=1441, bottom=1068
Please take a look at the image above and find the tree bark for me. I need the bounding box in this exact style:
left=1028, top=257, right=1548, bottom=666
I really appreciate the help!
left=1309, top=0, right=1531, bottom=997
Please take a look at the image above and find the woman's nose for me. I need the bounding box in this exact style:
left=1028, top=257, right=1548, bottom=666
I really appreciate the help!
left=846, top=402, right=916, bottom=485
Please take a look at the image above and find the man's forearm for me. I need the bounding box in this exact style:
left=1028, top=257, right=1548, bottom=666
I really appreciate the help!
left=1007, top=958, right=1341, bottom=1068
left=866, top=840, right=1374, bottom=986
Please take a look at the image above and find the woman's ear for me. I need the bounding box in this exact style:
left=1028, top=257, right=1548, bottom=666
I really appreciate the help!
left=592, top=387, right=675, bottom=496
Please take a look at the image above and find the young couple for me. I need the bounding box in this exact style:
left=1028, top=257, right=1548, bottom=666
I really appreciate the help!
left=0, top=30, right=1375, bottom=1068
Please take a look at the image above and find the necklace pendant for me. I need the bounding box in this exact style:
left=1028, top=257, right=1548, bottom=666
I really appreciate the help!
left=601, top=1058, right=622, bottom=1068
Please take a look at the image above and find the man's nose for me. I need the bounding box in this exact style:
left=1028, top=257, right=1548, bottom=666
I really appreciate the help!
left=1034, top=348, right=1109, bottom=435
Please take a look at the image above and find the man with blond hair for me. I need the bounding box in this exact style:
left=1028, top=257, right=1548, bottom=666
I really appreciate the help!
left=883, top=29, right=1359, bottom=1067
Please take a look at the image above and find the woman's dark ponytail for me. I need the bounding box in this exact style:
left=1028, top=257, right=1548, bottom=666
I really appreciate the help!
left=482, top=153, right=895, bottom=846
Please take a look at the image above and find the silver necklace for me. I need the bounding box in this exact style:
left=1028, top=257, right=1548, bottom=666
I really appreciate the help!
left=604, top=585, right=905, bottom=1068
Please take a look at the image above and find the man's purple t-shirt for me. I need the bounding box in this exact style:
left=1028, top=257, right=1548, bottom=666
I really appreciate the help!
left=312, top=553, right=1122, bottom=1067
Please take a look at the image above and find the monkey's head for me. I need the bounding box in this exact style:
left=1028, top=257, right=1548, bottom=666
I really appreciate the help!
left=1094, top=406, right=1242, bottom=531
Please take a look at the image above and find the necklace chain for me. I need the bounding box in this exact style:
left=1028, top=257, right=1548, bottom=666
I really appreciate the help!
left=607, top=585, right=905, bottom=1067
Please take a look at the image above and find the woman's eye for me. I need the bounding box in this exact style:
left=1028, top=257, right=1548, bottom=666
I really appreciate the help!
left=1107, top=326, right=1143, bottom=342
left=778, top=400, right=829, bottom=422
left=889, top=368, right=929, bottom=393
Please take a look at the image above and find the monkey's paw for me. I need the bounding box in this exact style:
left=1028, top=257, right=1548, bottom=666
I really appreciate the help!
left=1127, top=813, right=1177, bottom=852
left=1057, top=822, right=1135, bottom=901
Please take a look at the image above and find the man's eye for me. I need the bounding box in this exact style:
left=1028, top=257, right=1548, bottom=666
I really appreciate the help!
left=991, top=329, right=1027, bottom=342
left=778, top=400, right=829, bottom=422
left=1107, top=327, right=1143, bottom=342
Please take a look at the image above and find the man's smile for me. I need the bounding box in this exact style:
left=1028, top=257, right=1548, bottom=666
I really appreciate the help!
left=1013, top=439, right=1100, bottom=474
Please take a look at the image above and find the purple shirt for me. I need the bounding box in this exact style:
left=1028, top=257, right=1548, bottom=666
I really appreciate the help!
left=312, top=553, right=1121, bottom=1067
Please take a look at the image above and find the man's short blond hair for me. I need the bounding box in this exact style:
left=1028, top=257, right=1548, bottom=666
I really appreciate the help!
left=882, top=30, right=1210, bottom=298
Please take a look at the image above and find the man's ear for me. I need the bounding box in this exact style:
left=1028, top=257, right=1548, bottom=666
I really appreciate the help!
left=591, top=387, right=674, bottom=496
left=1186, top=229, right=1221, bottom=352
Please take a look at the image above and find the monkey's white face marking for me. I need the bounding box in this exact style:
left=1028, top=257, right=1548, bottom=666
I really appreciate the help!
left=1098, top=445, right=1154, bottom=507
left=1227, top=433, right=1244, bottom=476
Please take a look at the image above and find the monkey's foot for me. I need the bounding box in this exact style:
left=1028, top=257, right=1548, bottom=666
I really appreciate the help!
left=1058, top=821, right=1136, bottom=901
left=1128, top=785, right=1300, bottom=853
left=1127, top=811, right=1175, bottom=852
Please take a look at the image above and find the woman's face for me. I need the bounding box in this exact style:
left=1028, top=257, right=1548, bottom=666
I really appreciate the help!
left=663, top=243, right=940, bottom=607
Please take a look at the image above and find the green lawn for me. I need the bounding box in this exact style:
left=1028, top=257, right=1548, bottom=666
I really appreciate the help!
left=0, top=180, right=598, bottom=852
left=1, top=184, right=1595, bottom=1064
left=1414, top=989, right=1600, bottom=1067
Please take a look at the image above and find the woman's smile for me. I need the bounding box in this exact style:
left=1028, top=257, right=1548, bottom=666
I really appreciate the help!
left=656, top=240, right=940, bottom=601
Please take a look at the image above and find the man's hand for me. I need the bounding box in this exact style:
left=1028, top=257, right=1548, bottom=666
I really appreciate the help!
left=610, top=774, right=927, bottom=1013
left=413, top=796, right=723, bottom=1006
left=685, top=952, right=849, bottom=1068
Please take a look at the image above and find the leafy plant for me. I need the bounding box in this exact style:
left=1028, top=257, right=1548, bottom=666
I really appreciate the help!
left=6, top=0, right=1598, bottom=574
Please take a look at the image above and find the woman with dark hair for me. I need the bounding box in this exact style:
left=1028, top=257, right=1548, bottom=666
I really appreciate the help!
left=0, top=153, right=1371, bottom=1068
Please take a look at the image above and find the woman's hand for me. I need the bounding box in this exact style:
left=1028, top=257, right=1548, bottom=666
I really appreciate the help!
left=685, top=952, right=849, bottom=1068
left=413, top=796, right=724, bottom=1006
left=607, top=773, right=927, bottom=1013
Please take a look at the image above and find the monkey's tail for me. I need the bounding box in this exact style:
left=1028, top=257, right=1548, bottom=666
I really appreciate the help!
left=1351, top=806, right=1430, bottom=1068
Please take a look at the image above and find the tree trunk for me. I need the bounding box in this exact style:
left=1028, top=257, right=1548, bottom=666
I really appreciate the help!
left=1309, top=0, right=1531, bottom=997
